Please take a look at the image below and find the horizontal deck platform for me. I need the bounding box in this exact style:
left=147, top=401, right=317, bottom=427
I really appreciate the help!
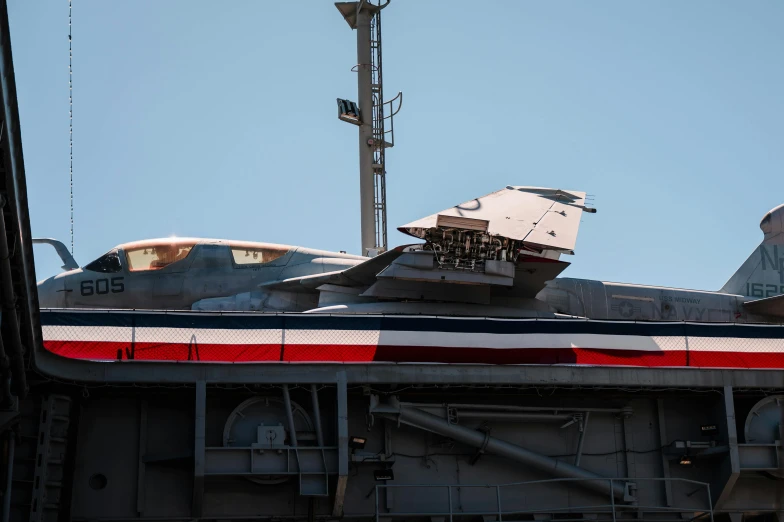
left=31, top=309, right=784, bottom=388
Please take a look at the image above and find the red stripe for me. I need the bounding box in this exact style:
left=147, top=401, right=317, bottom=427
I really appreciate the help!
left=373, top=346, right=690, bottom=366
left=43, top=341, right=284, bottom=362
left=282, top=344, right=378, bottom=362
left=43, top=340, right=784, bottom=368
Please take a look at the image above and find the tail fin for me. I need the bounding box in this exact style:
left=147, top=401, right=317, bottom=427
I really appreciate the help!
left=32, top=238, right=78, bottom=271
left=720, top=204, right=784, bottom=297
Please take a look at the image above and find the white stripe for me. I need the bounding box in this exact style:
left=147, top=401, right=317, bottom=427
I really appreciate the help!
left=43, top=325, right=129, bottom=342
left=42, top=325, right=283, bottom=345
left=284, top=329, right=381, bottom=345
left=684, top=337, right=784, bottom=353
left=376, top=332, right=684, bottom=352
left=132, top=327, right=283, bottom=345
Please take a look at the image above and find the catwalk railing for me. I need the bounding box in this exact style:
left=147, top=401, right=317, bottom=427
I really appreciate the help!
left=375, top=478, right=713, bottom=522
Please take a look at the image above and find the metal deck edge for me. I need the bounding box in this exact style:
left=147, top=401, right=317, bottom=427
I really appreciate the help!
left=28, top=344, right=784, bottom=387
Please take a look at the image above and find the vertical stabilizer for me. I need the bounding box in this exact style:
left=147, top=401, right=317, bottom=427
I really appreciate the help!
left=720, top=204, right=784, bottom=297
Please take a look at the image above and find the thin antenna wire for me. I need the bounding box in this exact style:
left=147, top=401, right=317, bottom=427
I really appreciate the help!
left=68, top=0, right=74, bottom=255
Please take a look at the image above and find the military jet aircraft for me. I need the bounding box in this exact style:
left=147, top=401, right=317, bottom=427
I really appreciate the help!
left=35, top=185, right=784, bottom=324
left=35, top=238, right=366, bottom=310
left=35, top=186, right=588, bottom=317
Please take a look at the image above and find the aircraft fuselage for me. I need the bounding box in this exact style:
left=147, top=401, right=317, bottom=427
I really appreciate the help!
left=537, top=278, right=772, bottom=323
left=37, top=238, right=364, bottom=311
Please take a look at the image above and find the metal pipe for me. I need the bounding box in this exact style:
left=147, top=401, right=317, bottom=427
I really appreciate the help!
left=282, top=385, right=298, bottom=447
left=574, top=411, right=590, bottom=466
left=0, top=194, right=26, bottom=397
left=332, top=372, right=349, bottom=518
left=310, top=384, right=324, bottom=447
left=412, top=402, right=628, bottom=414
left=2, top=431, right=14, bottom=522
left=380, top=402, right=628, bottom=500
left=457, top=412, right=575, bottom=423
left=355, top=5, right=376, bottom=255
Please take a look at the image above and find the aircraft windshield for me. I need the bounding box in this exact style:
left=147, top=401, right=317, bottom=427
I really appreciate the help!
left=84, top=249, right=122, bottom=273
left=125, top=242, right=195, bottom=272
left=231, top=246, right=287, bottom=265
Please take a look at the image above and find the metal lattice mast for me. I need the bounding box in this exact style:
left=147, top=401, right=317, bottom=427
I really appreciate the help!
left=336, top=1, right=402, bottom=256
left=369, top=7, right=387, bottom=251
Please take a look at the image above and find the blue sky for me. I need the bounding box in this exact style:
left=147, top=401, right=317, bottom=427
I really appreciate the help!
left=10, top=1, right=784, bottom=291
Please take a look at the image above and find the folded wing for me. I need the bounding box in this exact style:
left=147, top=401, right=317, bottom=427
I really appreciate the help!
left=743, top=294, right=784, bottom=318
left=258, top=245, right=413, bottom=293
left=398, top=186, right=595, bottom=254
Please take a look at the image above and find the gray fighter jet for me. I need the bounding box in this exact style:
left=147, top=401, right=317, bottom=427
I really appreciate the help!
left=35, top=238, right=366, bottom=310
left=35, top=186, right=784, bottom=324
left=35, top=186, right=587, bottom=316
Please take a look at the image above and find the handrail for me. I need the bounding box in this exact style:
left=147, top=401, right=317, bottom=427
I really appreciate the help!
left=375, top=478, right=713, bottom=522
left=383, top=91, right=403, bottom=119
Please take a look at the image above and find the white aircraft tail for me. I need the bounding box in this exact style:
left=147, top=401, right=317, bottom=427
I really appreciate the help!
left=32, top=238, right=79, bottom=271
left=720, top=204, right=784, bottom=297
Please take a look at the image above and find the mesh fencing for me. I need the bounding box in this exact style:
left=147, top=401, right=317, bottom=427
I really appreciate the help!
left=39, top=309, right=784, bottom=368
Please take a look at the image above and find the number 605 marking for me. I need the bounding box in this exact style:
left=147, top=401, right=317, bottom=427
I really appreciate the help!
left=81, top=277, right=125, bottom=296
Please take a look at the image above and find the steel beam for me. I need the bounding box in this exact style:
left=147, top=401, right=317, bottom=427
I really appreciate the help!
left=715, top=386, right=741, bottom=510
left=332, top=371, right=348, bottom=517
left=136, top=400, right=148, bottom=516
left=456, top=412, right=575, bottom=422
left=311, top=384, right=325, bottom=447
left=204, top=447, right=338, bottom=475
left=574, top=411, right=590, bottom=467
left=0, top=195, right=26, bottom=398
left=282, top=384, right=298, bottom=447
left=0, top=0, right=35, bottom=400
left=656, top=399, right=673, bottom=507
left=192, top=381, right=206, bottom=518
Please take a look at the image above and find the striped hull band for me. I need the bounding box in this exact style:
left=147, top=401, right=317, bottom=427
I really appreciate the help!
left=40, top=310, right=784, bottom=368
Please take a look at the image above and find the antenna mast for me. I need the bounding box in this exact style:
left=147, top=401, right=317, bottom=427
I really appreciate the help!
left=336, top=1, right=402, bottom=257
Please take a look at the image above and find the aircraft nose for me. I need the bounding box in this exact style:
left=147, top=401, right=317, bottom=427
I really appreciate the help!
left=37, top=276, right=64, bottom=308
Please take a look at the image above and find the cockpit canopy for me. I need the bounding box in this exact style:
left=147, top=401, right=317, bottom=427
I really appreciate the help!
left=84, top=239, right=197, bottom=273
left=227, top=241, right=288, bottom=266
left=84, top=249, right=122, bottom=273
left=82, top=238, right=291, bottom=273
left=125, top=241, right=196, bottom=272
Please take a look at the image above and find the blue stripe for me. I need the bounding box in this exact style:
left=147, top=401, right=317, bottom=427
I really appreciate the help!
left=39, top=310, right=784, bottom=339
